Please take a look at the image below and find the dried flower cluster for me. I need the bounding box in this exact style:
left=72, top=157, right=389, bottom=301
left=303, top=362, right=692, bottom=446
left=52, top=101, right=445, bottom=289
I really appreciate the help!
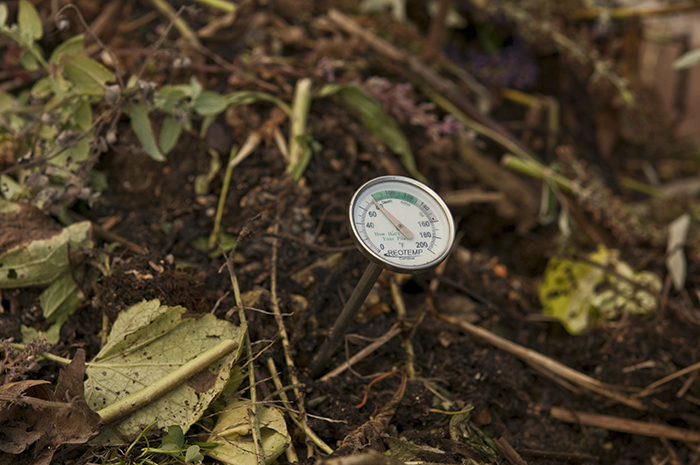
left=556, top=146, right=642, bottom=245
left=364, top=77, right=466, bottom=140
left=1, top=338, right=50, bottom=383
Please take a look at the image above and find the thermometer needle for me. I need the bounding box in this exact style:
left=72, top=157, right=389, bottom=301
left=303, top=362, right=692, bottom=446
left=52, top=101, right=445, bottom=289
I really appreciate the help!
left=372, top=198, right=414, bottom=239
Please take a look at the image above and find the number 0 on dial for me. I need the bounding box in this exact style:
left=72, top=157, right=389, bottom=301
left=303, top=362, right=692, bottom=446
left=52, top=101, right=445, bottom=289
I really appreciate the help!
left=349, top=176, right=455, bottom=273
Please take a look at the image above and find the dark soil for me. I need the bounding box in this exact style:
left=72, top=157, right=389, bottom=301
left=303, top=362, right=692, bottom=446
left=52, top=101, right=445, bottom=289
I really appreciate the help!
left=2, top=1, right=700, bottom=464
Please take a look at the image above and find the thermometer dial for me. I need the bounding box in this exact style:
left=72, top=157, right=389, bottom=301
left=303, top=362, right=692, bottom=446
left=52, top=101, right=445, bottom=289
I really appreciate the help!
left=349, top=176, right=455, bottom=273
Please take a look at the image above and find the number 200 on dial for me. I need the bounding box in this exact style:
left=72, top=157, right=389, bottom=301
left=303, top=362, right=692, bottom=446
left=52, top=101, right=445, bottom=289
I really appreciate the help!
left=349, top=176, right=455, bottom=273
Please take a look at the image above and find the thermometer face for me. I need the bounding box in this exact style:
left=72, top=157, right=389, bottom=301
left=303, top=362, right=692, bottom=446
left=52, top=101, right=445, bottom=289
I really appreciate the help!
left=349, top=176, right=455, bottom=273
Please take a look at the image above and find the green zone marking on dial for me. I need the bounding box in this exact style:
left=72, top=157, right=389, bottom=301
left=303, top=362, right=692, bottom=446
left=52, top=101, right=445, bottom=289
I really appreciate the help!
left=371, top=190, right=418, bottom=204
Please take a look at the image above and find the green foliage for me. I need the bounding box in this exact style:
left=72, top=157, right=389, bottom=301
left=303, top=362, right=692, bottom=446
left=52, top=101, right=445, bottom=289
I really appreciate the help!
left=138, top=425, right=213, bottom=463
left=0, top=213, right=92, bottom=288
left=0, top=0, right=115, bottom=208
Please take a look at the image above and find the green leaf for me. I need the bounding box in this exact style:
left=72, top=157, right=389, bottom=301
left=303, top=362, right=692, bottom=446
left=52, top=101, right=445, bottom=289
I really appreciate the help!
left=206, top=400, right=290, bottom=465
left=0, top=92, right=13, bottom=113
left=61, top=52, right=115, bottom=95
left=319, top=84, right=426, bottom=183
left=185, top=445, right=204, bottom=463
left=39, top=269, right=82, bottom=323
left=22, top=317, right=64, bottom=344
left=84, top=299, right=244, bottom=444
left=20, top=48, right=38, bottom=71
left=224, top=91, right=290, bottom=114
left=30, top=76, right=52, bottom=98
left=18, top=0, right=43, bottom=41
left=72, top=98, right=93, bottom=132
left=191, top=232, right=236, bottom=258
left=49, top=34, right=84, bottom=64
left=0, top=4, right=8, bottom=26
left=161, top=425, right=185, bottom=449
left=49, top=137, right=90, bottom=172
left=155, top=85, right=191, bottom=112
left=193, top=90, right=228, bottom=116
left=124, top=101, right=165, bottom=161
left=0, top=174, right=26, bottom=200
left=539, top=245, right=661, bottom=335
left=0, top=216, right=92, bottom=288
left=159, top=115, right=182, bottom=155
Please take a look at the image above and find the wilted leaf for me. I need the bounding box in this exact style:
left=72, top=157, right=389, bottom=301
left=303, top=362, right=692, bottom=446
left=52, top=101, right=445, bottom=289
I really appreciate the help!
left=206, top=400, right=290, bottom=465
left=18, top=0, right=43, bottom=42
left=124, top=101, right=165, bottom=161
left=539, top=245, right=661, bottom=335
left=85, top=299, right=244, bottom=443
left=666, top=213, right=691, bottom=291
left=0, top=202, right=92, bottom=287
left=319, top=84, right=426, bottom=182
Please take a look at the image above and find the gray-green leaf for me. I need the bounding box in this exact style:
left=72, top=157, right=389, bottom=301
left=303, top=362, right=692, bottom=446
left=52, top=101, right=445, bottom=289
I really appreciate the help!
left=18, top=0, right=43, bottom=41
left=159, top=115, right=182, bottom=154
left=124, top=101, right=165, bottom=161
left=61, top=52, right=115, bottom=95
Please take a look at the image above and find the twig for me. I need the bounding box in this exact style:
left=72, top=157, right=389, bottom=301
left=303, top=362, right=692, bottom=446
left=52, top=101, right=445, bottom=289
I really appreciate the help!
left=569, top=2, right=700, bottom=20
left=494, top=437, right=528, bottom=465
left=269, top=206, right=333, bottom=456
left=637, top=360, right=700, bottom=398
left=320, top=323, right=402, bottom=382
left=221, top=246, right=265, bottom=465
left=267, top=358, right=334, bottom=454
left=437, top=313, right=646, bottom=410
left=545, top=405, right=700, bottom=442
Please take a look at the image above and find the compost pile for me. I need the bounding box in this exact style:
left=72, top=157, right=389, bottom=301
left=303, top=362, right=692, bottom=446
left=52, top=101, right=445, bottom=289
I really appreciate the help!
left=1, top=1, right=700, bottom=464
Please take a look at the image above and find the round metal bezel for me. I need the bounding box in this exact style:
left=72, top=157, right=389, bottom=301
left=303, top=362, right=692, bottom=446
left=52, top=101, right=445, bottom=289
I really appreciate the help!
left=348, top=175, right=455, bottom=273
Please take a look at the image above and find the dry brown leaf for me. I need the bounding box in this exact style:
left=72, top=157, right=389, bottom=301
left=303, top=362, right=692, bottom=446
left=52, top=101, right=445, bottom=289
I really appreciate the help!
left=0, top=349, right=100, bottom=465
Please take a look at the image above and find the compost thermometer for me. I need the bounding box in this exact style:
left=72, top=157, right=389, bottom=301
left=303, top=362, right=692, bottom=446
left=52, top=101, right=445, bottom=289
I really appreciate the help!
left=309, top=176, right=455, bottom=377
